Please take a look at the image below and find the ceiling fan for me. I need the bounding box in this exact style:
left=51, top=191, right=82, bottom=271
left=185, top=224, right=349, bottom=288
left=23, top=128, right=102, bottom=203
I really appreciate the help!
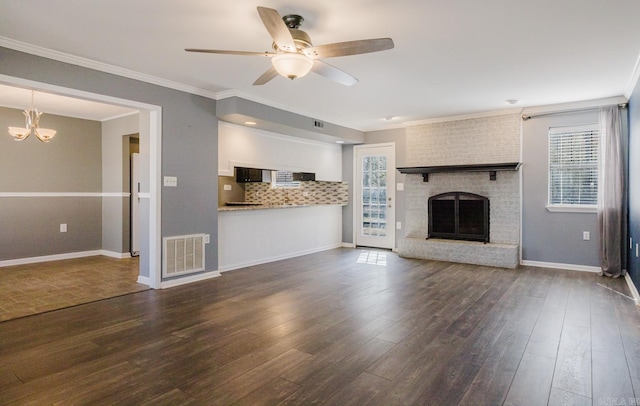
left=185, top=6, right=394, bottom=86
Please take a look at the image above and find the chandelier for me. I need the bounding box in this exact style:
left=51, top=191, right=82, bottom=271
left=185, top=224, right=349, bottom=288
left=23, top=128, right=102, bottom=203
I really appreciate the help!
left=7, top=91, right=57, bottom=142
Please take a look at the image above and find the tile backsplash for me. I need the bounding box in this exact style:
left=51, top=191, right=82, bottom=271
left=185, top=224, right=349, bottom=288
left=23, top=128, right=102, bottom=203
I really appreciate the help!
left=244, top=181, right=348, bottom=205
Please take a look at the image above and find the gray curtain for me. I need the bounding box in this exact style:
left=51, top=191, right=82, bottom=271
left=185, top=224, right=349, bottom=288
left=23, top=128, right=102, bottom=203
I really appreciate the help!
left=598, top=106, right=625, bottom=277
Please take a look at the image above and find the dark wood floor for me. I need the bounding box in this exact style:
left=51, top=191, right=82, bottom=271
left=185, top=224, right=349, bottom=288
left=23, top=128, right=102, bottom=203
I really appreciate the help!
left=1, top=248, right=639, bottom=405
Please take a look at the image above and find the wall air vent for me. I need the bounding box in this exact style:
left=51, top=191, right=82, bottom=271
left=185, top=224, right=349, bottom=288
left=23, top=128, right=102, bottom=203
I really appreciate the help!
left=163, top=234, right=205, bottom=278
left=313, top=120, right=324, bottom=129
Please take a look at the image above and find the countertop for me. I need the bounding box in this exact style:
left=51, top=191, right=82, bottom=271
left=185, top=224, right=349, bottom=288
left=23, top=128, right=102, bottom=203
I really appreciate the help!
left=218, top=203, right=344, bottom=212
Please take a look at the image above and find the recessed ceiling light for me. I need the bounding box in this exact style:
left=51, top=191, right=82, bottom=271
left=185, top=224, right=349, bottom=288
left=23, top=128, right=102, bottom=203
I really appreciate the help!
left=245, top=121, right=257, bottom=125
left=506, top=99, right=519, bottom=105
left=336, top=140, right=345, bottom=144
left=384, top=116, right=396, bottom=121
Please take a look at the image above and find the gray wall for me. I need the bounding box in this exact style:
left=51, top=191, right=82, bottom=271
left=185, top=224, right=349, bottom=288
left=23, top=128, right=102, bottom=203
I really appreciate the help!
left=1, top=47, right=219, bottom=277
left=0, top=106, right=103, bottom=259
left=628, top=79, right=640, bottom=288
left=521, top=110, right=600, bottom=266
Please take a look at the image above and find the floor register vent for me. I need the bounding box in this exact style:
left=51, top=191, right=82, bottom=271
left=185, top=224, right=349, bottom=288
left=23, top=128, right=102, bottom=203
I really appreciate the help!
left=163, top=234, right=205, bottom=278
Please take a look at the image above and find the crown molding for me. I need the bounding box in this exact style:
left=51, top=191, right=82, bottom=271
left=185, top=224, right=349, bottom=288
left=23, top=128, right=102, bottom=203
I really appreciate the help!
left=401, top=107, right=523, bottom=127
left=521, top=96, right=627, bottom=116
left=625, top=53, right=640, bottom=99
left=0, top=37, right=222, bottom=101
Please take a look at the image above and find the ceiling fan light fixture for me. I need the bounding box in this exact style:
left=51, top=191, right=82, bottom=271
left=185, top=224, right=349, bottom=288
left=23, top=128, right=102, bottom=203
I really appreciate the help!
left=271, top=53, right=313, bottom=80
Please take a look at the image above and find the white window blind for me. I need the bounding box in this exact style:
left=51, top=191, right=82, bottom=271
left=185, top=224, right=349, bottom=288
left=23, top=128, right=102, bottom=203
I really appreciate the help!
left=548, top=124, right=599, bottom=206
left=272, top=170, right=300, bottom=188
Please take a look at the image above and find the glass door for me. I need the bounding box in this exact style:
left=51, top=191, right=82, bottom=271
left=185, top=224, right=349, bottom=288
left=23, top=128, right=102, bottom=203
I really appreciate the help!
left=355, top=144, right=395, bottom=249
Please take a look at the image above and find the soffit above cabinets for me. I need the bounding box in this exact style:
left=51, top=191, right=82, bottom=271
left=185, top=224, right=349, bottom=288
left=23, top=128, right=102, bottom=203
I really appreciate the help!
left=216, top=97, right=364, bottom=145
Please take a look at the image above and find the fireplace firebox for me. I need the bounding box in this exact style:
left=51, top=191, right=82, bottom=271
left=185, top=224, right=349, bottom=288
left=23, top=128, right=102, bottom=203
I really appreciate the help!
left=428, top=192, right=489, bottom=243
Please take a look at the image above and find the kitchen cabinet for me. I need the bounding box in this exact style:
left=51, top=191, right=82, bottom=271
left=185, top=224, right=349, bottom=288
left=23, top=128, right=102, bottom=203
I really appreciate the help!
left=218, top=122, right=342, bottom=181
left=235, top=167, right=264, bottom=183
left=292, top=172, right=315, bottom=181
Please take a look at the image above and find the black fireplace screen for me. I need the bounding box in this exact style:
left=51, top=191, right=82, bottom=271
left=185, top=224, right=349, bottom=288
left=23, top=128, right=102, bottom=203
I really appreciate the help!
left=428, top=192, right=489, bottom=242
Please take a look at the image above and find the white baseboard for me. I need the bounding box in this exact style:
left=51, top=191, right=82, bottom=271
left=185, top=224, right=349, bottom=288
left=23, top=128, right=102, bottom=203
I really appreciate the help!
left=160, top=271, right=221, bottom=289
left=100, top=250, right=132, bottom=259
left=341, top=242, right=356, bottom=248
left=0, top=250, right=135, bottom=267
left=520, top=260, right=601, bottom=273
left=218, top=243, right=342, bottom=273
left=137, top=275, right=152, bottom=286
left=624, top=273, right=640, bottom=306
left=0, top=250, right=103, bottom=267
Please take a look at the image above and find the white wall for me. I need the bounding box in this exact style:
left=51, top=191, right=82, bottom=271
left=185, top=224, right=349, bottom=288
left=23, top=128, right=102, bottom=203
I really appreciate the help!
left=218, top=122, right=342, bottom=181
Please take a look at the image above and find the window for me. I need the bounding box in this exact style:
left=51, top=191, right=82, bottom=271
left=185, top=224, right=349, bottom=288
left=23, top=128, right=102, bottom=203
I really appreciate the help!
left=548, top=124, right=599, bottom=211
left=271, top=170, right=300, bottom=188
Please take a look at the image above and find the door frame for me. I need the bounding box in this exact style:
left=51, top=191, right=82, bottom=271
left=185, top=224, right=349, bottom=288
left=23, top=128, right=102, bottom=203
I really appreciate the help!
left=353, top=142, right=396, bottom=249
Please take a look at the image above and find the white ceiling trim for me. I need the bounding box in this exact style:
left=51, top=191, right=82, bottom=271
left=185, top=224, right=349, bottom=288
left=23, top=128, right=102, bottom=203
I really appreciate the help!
left=401, top=107, right=525, bottom=126
left=521, top=96, right=628, bottom=116
left=625, top=53, right=640, bottom=99
left=0, top=37, right=221, bottom=101
left=100, top=110, right=140, bottom=123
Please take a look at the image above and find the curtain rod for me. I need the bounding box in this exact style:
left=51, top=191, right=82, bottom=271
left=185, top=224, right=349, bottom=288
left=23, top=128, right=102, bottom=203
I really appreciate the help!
left=521, top=103, right=627, bottom=121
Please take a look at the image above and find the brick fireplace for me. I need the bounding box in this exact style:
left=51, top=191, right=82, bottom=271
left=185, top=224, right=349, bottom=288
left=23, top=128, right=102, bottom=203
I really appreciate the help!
left=397, top=113, right=521, bottom=269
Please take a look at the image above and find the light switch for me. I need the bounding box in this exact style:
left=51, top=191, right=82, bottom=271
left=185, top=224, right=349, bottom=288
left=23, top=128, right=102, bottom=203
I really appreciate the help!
left=164, top=176, right=177, bottom=187
left=204, top=234, right=210, bottom=244
left=397, top=183, right=404, bottom=191
left=396, top=221, right=402, bottom=230
left=60, top=223, right=67, bottom=233
left=583, top=231, right=590, bottom=240
left=223, top=184, right=232, bottom=191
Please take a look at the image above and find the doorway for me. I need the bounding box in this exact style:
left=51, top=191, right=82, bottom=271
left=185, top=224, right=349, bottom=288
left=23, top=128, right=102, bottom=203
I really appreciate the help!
left=0, top=75, right=162, bottom=289
left=354, top=143, right=396, bottom=249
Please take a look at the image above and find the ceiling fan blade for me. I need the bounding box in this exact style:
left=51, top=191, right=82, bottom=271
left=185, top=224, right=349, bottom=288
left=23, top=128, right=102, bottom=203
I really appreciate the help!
left=185, top=48, right=274, bottom=57
left=311, top=60, right=358, bottom=86
left=257, top=6, right=296, bottom=53
left=253, top=66, right=278, bottom=86
left=303, top=38, right=394, bottom=59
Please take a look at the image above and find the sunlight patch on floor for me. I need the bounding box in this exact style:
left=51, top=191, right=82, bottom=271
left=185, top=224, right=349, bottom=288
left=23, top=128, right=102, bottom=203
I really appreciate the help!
left=357, top=250, right=387, bottom=266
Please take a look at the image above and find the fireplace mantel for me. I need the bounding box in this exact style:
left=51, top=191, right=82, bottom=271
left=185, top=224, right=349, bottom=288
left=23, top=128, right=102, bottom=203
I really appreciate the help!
left=397, top=162, right=521, bottom=182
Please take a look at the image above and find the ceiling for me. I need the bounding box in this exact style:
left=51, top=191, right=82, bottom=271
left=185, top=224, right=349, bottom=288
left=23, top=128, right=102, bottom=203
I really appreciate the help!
left=1, top=0, right=639, bottom=131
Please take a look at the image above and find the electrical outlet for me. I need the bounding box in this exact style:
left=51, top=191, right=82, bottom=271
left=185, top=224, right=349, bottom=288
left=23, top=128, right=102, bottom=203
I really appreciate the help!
left=303, top=191, right=309, bottom=197
left=203, top=234, right=210, bottom=244
left=397, top=183, right=404, bottom=191
left=60, top=223, right=67, bottom=233
left=583, top=231, right=590, bottom=240
left=223, top=184, right=232, bottom=191
left=163, top=176, right=177, bottom=187
left=396, top=221, right=402, bottom=230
